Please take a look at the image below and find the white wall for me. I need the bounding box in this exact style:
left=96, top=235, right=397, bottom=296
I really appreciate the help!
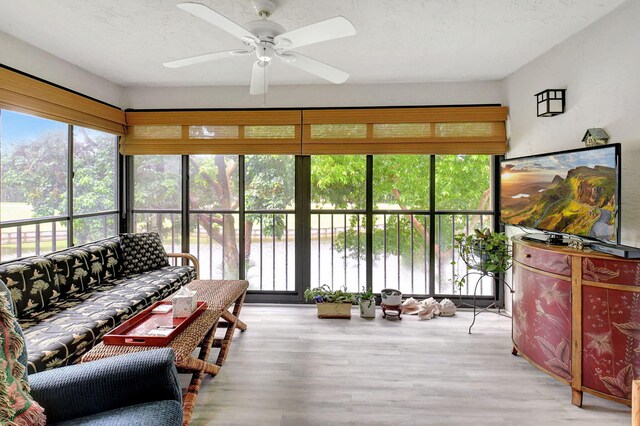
left=503, top=0, right=640, bottom=311
left=505, top=0, right=640, bottom=244
left=122, top=80, right=504, bottom=109
left=0, top=31, right=124, bottom=107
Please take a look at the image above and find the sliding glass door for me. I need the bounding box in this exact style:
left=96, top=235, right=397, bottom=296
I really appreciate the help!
left=132, top=154, right=298, bottom=299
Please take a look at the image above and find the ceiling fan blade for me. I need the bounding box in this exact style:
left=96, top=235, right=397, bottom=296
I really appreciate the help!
left=177, top=2, right=257, bottom=43
left=280, top=52, right=349, bottom=84
left=274, top=16, right=356, bottom=50
left=250, top=61, right=271, bottom=95
left=163, top=49, right=252, bottom=68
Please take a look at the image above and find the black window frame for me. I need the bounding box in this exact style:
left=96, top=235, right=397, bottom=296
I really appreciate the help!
left=0, top=110, right=121, bottom=260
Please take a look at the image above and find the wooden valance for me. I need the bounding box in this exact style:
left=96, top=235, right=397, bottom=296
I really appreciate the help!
left=0, top=67, right=125, bottom=135
left=122, top=110, right=302, bottom=155
left=301, top=106, right=508, bottom=155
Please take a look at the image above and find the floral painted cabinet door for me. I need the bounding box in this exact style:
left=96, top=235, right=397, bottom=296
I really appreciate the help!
left=581, top=257, right=640, bottom=401
left=512, top=263, right=572, bottom=381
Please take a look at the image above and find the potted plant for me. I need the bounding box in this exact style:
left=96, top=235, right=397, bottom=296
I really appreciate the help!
left=304, top=284, right=355, bottom=319
left=452, top=228, right=512, bottom=288
left=356, top=286, right=376, bottom=318
left=380, top=288, right=402, bottom=306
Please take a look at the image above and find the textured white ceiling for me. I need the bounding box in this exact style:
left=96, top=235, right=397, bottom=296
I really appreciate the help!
left=0, top=0, right=628, bottom=88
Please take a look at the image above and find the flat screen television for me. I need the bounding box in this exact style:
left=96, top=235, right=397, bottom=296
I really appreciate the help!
left=500, top=143, right=621, bottom=245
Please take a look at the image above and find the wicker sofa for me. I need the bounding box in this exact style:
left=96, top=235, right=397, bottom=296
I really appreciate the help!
left=0, top=232, right=198, bottom=373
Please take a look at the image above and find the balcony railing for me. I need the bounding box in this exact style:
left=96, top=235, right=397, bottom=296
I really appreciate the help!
left=310, top=211, right=494, bottom=297
left=131, top=209, right=495, bottom=298
left=0, top=212, right=118, bottom=262
left=310, top=212, right=366, bottom=293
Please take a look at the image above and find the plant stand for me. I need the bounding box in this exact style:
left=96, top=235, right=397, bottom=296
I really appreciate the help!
left=455, top=270, right=513, bottom=333
left=454, top=239, right=513, bottom=334
left=381, top=303, right=402, bottom=320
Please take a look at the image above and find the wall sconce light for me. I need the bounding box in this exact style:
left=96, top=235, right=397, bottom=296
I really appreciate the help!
left=535, top=89, right=566, bottom=117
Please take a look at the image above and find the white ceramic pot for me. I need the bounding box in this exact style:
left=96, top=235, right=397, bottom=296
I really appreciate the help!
left=381, top=289, right=402, bottom=306
left=359, top=299, right=376, bottom=318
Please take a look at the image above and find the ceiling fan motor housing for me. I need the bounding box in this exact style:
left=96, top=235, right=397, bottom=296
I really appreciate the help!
left=245, top=19, right=285, bottom=41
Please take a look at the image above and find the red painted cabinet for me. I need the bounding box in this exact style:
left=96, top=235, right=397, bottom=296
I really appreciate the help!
left=512, top=236, right=640, bottom=407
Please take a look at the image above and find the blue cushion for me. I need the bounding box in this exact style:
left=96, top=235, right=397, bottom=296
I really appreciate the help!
left=51, top=400, right=182, bottom=426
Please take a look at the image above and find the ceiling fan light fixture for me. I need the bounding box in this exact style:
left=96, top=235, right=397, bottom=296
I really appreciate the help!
left=257, top=44, right=274, bottom=62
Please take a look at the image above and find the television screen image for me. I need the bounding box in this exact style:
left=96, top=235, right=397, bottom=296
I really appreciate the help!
left=500, top=144, right=620, bottom=244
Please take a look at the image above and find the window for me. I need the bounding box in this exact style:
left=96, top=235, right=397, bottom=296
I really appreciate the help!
left=311, top=155, right=366, bottom=293
left=129, top=152, right=495, bottom=301
left=132, top=155, right=182, bottom=253
left=189, top=155, right=240, bottom=280
left=244, top=155, right=295, bottom=290
left=133, top=155, right=297, bottom=288
left=435, top=155, right=493, bottom=295
left=309, top=154, right=494, bottom=297
left=1, top=111, right=68, bottom=222
left=372, top=155, right=431, bottom=294
left=0, top=110, right=119, bottom=260
left=72, top=127, right=119, bottom=245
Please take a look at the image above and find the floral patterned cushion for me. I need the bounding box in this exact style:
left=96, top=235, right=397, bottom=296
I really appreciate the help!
left=120, top=232, right=169, bottom=275
left=0, top=282, right=46, bottom=425
left=19, top=265, right=194, bottom=374
left=0, top=257, right=59, bottom=317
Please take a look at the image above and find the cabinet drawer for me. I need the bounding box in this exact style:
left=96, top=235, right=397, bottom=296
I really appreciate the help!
left=582, top=256, right=639, bottom=285
left=513, top=241, right=571, bottom=276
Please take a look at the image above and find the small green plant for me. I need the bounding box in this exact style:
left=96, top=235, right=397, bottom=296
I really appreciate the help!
left=356, top=286, right=374, bottom=301
left=355, top=286, right=375, bottom=308
left=304, top=284, right=355, bottom=304
left=451, top=228, right=511, bottom=288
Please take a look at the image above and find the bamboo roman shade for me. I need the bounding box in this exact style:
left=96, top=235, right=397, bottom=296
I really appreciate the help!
left=302, top=107, right=508, bottom=155
left=123, top=106, right=507, bottom=155
left=0, top=67, right=126, bottom=135
left=122, top=110, right=302, bottom=155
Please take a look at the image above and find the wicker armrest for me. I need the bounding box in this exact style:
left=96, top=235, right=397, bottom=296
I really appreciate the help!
left=167, top=252, right=200, bottom=279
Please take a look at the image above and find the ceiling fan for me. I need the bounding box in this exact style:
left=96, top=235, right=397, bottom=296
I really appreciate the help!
left=163, top=0, right=357, bottom=95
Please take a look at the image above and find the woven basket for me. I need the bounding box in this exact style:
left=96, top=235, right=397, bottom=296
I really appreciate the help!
left=316, top=302, right=352, bottom=319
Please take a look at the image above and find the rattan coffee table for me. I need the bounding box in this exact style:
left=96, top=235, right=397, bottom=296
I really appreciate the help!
left=82, top=279, right=248, bottom=425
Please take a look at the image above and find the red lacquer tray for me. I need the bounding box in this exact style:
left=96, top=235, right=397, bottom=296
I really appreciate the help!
left=103, top=301, right=208, bottom=346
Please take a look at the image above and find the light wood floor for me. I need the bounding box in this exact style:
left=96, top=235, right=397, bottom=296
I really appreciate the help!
left=187, top=305, right=630, bottom=425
